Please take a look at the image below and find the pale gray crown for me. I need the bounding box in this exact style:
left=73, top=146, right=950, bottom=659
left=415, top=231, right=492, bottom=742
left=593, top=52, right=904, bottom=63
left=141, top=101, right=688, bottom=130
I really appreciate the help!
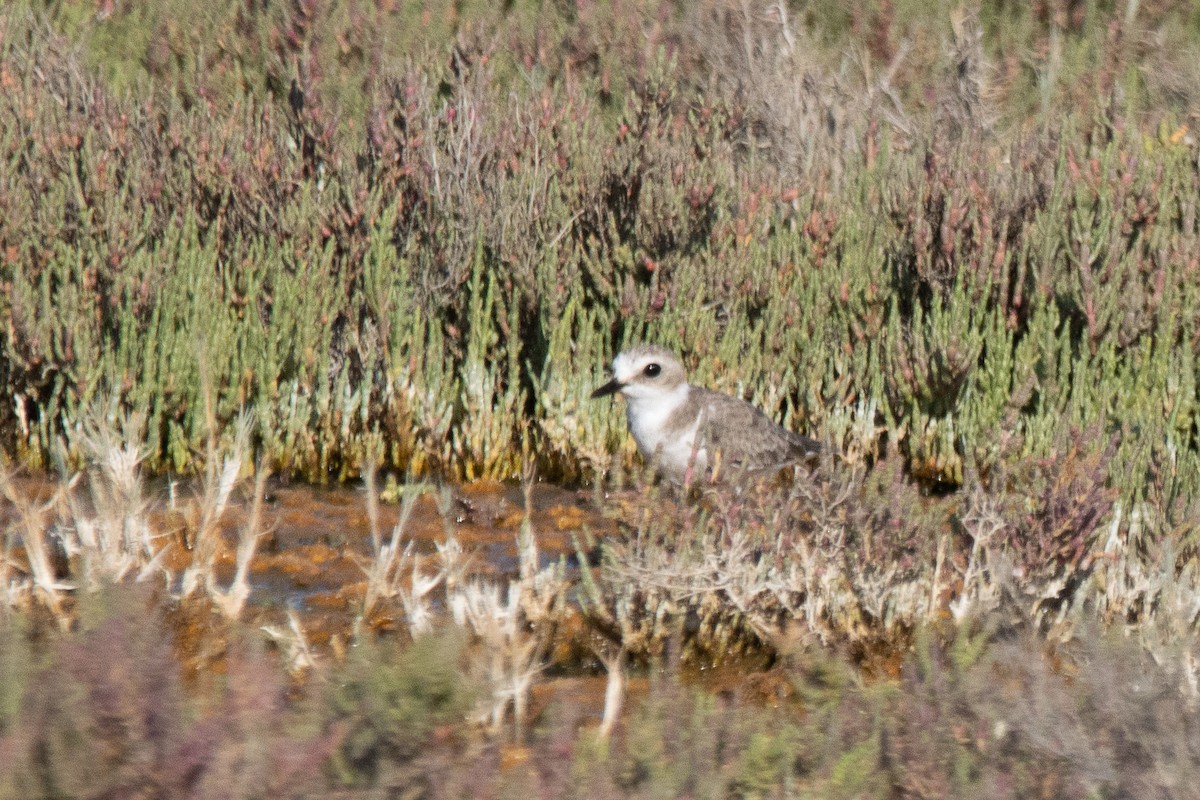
left=610, top=345, right=686, bottom=398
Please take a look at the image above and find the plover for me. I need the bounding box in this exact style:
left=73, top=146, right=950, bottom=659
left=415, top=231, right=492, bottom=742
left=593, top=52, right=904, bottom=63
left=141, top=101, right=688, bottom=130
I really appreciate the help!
left=592, top=345, right=819, bottom=483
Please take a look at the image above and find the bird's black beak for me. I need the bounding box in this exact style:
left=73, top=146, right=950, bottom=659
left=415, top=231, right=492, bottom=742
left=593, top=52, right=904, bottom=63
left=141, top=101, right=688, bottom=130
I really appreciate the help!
left=591, top=378, right=623, bottom=399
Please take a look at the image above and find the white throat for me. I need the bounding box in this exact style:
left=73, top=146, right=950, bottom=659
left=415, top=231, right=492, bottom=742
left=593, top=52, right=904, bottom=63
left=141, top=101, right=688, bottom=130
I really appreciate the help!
left=623, top=383, right=703, bottom=474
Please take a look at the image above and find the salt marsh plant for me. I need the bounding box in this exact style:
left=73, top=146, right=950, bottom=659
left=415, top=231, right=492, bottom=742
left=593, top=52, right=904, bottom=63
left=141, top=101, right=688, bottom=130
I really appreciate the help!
left=260, top=609, right=319, bottom=674
left=0, top=472, right=74, bottom=623
left=356, top=480, right=466, bottom=638
left=356, top=470, right=569, bottom=738
left=356, top=462, right=423, bottom=627
left=4, top=0, right=1199, bottom=507
left=1, top=405, right=164, bottom=624
left=1, top=406, right=264, bottom=626
left=578, top=466, right=943, bottom=663
left=577, top=420, right=1149, bottom=666
left=179, top=410, right=264, bottom=621
left=64, top=409, right=159, bottom=588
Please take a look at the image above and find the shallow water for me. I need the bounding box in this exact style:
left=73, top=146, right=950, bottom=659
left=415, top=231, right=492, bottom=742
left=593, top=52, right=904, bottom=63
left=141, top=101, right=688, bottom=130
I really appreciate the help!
left=212, top=478, right=617, bottom=639
left=3, top=471, right=911, bottom=724
left=2, top=473, right=615, bottom=637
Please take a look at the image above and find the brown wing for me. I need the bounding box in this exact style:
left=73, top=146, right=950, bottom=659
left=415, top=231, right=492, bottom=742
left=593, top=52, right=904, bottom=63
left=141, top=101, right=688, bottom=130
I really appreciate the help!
left=696, top=390, right=819, bottom=475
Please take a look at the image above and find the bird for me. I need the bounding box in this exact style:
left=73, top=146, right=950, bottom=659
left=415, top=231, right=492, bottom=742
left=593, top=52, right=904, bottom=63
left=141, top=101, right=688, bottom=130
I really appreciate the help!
left=591, top=345, right=819, bottom=483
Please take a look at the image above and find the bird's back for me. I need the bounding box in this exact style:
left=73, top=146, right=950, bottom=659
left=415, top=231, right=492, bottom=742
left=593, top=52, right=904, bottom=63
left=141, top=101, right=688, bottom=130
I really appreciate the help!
left=693, top=388, right=819, bottom=477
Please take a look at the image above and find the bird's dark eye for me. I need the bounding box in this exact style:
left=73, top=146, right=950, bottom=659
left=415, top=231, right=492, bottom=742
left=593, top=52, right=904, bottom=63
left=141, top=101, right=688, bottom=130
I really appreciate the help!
left=644, top=363, right=661, bottom=377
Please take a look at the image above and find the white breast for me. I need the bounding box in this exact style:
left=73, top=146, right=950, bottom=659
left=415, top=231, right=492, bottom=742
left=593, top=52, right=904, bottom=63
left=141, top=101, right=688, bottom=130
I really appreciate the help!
left=625, top=385, right=707, bottom=478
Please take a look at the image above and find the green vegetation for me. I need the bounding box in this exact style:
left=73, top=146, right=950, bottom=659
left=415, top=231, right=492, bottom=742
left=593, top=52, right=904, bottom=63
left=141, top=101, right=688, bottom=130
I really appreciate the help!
left=2, top=0, right=1197, bottom=495
left=4, top=0, right=1200, bottom=796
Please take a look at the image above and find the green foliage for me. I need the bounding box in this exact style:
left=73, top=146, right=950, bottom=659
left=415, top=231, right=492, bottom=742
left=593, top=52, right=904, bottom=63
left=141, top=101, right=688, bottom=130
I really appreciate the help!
left=326, top=631, right=475, bottom=788
left=0, top=0, right=1198, bottom=503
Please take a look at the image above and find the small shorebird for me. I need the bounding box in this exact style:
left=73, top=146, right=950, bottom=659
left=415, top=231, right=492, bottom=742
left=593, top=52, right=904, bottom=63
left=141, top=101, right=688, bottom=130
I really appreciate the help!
left=592, top=345, right=819, bottom=483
